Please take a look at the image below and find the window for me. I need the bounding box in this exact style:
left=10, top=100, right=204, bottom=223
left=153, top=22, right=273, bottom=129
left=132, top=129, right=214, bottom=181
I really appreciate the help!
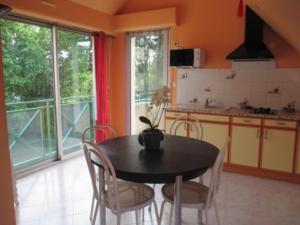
left=129, top=29, right=169, bottom=134
left=1, top=18, right=95, bottom=170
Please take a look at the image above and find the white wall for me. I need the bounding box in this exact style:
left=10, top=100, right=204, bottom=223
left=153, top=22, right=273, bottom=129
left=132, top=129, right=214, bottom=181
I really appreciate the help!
left=176, top=61, right=300, bottom=110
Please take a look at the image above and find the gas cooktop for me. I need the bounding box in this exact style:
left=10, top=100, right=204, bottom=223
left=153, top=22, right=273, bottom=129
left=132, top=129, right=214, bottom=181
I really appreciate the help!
left=248, top=107, right=277, bottom=115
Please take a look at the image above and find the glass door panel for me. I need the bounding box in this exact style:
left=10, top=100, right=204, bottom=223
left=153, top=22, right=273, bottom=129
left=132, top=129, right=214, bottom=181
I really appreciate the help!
left=130, top=30, right=168, bottom=134
left=1, top=19, right=57, bottom=170
left=57, top=29, right=94, bottom=154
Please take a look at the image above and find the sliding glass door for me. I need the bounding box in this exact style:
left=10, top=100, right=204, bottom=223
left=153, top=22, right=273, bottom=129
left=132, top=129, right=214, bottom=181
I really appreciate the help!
left=1, top=19, right=57, bottom=170
left=1, top=18, right=95, bottom=170
left=129, top=30, right=168, bottom=134
left=57, top=29, right=94, bottom=154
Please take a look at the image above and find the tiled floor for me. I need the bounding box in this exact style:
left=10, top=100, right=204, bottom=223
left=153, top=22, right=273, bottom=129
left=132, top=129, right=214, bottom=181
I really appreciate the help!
left=16, top=155, right=300, bottom=225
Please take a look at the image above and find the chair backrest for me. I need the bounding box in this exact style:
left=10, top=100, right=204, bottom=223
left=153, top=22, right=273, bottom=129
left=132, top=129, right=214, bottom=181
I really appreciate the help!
left=205, top=138, right=230, bottom=209
left=81, top=125, right=117, bottom=144
left=170, top=115, right=203, bottom=140
left=83, top=141, right=120, bottom=214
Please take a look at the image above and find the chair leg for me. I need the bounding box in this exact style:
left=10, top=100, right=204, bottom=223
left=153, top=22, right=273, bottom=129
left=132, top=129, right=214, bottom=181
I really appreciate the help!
left=214, top=199, right=221, bottom=225
left=117, top=214, right=122, bottom=225
left=148, top=184, right=156, bottom=213
left=204, top=209, right=209, bottom=225
left=135, top=210, right=139, bottom=225
left=152, top=201, right=160, bottom=225
left=92, top=201, right=100, bottom=225
left=142, top=208, right=145, bottom=222
left=168, top=204, right=174, bottom=225
left=90, top=193, right=95, bottom=221
left=159, top=200, right=167, bottom=224
left=198, top=209, right=203, bottom=225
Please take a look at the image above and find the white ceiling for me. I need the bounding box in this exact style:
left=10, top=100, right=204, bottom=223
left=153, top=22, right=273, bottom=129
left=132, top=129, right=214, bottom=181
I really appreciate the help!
left=69, top=0, right=127, bottom=15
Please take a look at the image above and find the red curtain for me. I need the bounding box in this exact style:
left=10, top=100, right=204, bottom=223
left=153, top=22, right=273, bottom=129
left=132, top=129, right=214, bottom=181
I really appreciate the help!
left=237, top=0, right=244, bottom=17
left=94, top=32, right=109, bottom=142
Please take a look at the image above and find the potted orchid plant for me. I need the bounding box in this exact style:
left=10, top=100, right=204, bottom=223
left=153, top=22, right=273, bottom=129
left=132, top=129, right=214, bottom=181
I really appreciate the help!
left=138, top=86, right=170, bottom=151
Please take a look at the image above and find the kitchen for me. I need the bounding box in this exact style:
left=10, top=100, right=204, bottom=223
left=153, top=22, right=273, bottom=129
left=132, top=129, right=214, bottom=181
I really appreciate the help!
left=1, top=0, right=300, bottom=225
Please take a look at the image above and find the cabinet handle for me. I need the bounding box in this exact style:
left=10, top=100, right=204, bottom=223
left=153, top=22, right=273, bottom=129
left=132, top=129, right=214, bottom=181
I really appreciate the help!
left=256, top=129, right=260, bottom=138
left=174, top=113, right=180, bottom=117
left=276, top=122, right=286, bottom=126
left=243, top=119, right=252, bottom=123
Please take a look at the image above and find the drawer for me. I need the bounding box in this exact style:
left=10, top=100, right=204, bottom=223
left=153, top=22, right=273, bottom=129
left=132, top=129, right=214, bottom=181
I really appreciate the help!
left=232, top=117, right=261, bottom=126
left=165, top=111, right=188, bottom=119
left=190, top=113, right=229, bottom=123
left=264, top=119, right=297, bottom=129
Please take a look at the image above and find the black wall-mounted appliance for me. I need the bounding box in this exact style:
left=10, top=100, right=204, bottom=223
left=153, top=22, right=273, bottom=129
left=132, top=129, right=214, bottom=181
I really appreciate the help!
left=226, top=6, right=274, bottom=61
left=170, top=48, right=204, bottom=67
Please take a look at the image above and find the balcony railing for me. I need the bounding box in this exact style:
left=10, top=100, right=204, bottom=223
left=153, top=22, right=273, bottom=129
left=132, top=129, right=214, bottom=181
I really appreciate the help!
left=7, top=96, right=94, bottom=170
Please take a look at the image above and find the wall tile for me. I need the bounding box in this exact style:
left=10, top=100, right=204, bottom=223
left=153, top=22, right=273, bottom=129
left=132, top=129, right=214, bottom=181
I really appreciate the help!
left=265, top=95, right=282, bottom=109
left=176, top=67, right=300, bottom=110
left=248, top=95, right=266, bottom=107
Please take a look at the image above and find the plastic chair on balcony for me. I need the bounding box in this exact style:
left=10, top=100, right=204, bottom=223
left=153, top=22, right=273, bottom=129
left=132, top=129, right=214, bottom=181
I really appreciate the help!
left=159, top=138, right=230, bottom=225
left=83, top=141, right=160, bottom=225
left=169, top=115, right=203, bottom=140
left=81, top=125, right=117, bottom=222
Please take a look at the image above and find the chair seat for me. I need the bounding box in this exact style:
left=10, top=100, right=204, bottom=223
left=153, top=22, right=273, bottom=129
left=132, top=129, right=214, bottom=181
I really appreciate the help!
left=105, top=181, right=155, bottom=213
left=161, top=181, right=208, bottom=207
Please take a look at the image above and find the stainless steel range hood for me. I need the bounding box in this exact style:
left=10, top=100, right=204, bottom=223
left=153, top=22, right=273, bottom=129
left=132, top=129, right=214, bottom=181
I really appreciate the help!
left=226, top=6, right=274, bottom=61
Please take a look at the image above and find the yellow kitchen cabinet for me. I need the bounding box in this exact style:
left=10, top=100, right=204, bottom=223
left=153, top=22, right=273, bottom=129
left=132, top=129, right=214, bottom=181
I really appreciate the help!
left=231, top=126, right=260, bottom=167
left=190, top=122, right=229, bottom=162
left=297, top=133, right=300, bottom=174
left=261, top=129, right=295, bottom=173
left=164, top=118, right=187, bottom=136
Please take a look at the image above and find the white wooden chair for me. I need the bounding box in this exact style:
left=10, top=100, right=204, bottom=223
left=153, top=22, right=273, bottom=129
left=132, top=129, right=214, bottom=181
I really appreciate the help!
left=81, top=125, right=117, bottom=144
left=159, top=138, right=230, bottom=225
left=81, top=125, right=117, bottom=222
left=169, top=115, right=203, bottom=140
left=83, top=141, right=160, bottom=225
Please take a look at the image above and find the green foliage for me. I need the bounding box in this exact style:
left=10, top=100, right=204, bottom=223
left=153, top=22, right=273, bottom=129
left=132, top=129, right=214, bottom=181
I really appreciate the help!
left=0, top=19, right=93, bottom=106
left=134, top=34, right=164, bottom=100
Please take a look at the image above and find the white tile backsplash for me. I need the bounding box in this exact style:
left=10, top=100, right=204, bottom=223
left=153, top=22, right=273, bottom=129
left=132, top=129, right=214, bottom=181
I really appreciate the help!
left=176, top=66, right=300, bottom=110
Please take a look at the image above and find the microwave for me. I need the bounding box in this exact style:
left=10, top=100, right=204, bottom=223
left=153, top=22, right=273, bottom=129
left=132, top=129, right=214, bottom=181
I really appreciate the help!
left=170, top=48, right=205, bottom=68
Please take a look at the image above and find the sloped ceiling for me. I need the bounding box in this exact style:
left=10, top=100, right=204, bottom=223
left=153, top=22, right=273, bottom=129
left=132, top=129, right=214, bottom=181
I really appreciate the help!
left=69, top=0, right=127, bottom=15
left=246, top=0, right=300, bottom=53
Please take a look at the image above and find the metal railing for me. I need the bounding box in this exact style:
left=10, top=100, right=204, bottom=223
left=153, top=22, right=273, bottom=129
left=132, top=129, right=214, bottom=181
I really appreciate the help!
left=7, top=96, right=94, bottom=170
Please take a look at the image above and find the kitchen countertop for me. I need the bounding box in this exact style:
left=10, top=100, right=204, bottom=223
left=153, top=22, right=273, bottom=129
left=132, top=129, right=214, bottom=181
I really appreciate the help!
left=166, top=104, right=300, bottom=121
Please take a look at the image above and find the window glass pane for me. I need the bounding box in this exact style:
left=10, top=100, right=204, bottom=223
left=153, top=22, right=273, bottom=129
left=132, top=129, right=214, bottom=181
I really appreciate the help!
left=57, top=29, right=94, bottom=154
left=1, top=19, right=57, bottom=170
left=130, top=31, right=168, bottom=134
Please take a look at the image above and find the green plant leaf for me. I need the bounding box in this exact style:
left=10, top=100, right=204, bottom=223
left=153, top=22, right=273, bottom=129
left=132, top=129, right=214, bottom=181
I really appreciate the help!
left=139, top=116, right=152, bottom=127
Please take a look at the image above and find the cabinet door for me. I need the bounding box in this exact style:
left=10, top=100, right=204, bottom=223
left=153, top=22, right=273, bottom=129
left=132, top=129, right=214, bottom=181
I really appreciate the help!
left=190, top=123, right=229, bottom=162
left=231, top=126, right=260, bottom=167
left=262, top=129, right=295, bottom=173
left=165, top=118, right=187, bottom=136
left=297, top=133, right=300, bottom=174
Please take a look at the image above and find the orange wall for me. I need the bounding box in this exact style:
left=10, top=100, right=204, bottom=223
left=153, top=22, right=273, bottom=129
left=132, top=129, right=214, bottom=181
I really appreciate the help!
left=113, top=7, right=176, bottom=32
left=109, top=33, right=127, bottom=135
left=0, top=35, right=16, bottom=225
left=118, top=0, right=300, bottom=68
left=110, top=0, right=300, bottom=135
left=0, top=0, right=113, bottom=32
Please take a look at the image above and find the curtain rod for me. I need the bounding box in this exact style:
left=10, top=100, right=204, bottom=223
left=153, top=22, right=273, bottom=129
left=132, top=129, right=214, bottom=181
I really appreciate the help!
left=6, top=12, right=115, bottom=38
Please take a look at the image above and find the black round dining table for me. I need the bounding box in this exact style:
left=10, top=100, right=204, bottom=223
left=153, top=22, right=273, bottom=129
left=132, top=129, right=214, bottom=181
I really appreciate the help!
left=92, top=134, right=219, bottom=225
